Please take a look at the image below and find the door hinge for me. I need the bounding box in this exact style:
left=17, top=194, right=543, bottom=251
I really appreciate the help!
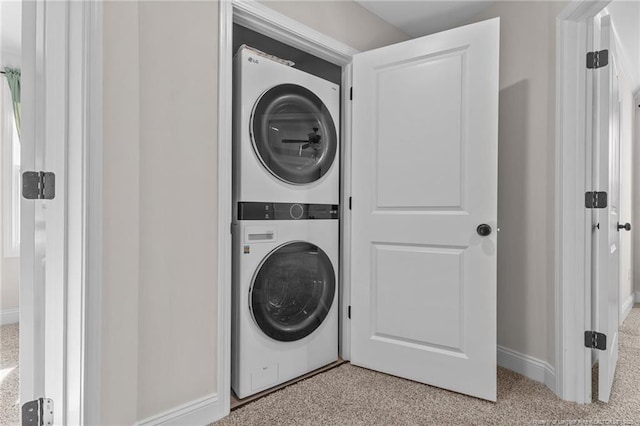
left=349, top=196, right=352, bottom=210
left=587, top=50, right=609, bottom=69
left=350, top=87, right=353, bottom=100
left=348, top=305, right=351, bottom=319
left=585, top=191, right=607, bottom=208
left=584, top=331, right=607, bottom=350
left=23, top=171, right=56, bottom=200
left=22, top=398, right=54, bottom=426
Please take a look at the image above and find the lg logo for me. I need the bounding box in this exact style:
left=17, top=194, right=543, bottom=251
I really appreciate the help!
left=247, top=57, right=259, bottom=64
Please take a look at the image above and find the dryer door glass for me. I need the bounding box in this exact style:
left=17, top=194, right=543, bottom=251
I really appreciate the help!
left=251, top=84, right=337, bottom=184
left=250, top=241, right=336, bottom=342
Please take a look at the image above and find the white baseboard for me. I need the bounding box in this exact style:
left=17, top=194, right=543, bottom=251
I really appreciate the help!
left=0, top=309, right=19, bottom=325
left=135, top=393, right=224, bottom=426
left=497, top=345, right=555, bottom=393
left=620, top=293, right=635, bottom=324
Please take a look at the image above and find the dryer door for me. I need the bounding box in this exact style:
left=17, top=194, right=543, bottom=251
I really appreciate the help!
left=250, top=241, right=336, bottom=342
left=251, top=84, right=337, bottom=184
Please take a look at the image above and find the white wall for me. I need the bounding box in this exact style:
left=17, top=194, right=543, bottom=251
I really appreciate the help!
left=100, top=1, right=408, bottom=424
left=617, top=64, right=635, bottom=319
left=137, top=1, right=220, bottom=419
left=0, top=0, right=21, bottom=324
left=101, top=2, right=140, bottom=424
left=460, top=1, right=568, bottom=367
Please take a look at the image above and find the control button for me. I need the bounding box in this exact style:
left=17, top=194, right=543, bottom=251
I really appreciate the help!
left=290, top=204, right=304, bottom=220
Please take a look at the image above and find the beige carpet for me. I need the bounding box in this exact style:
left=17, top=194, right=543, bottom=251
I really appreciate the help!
left=218, top=305, right=640, bottom=425
left=0, top=323, right=19, bottom=426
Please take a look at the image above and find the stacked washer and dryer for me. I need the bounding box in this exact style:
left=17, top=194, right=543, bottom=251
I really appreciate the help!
left=231, top=46, right=340, bottom=399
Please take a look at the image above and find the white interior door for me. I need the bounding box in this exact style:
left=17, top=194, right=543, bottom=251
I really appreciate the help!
left=593, top=14, right=620, bottom=404
left=350, top=18, right=500, bottom=401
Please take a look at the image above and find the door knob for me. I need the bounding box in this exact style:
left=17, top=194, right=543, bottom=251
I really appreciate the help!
left=617, top=222, right=631, bottom=231
left=477, top=224, right=492, bottom=237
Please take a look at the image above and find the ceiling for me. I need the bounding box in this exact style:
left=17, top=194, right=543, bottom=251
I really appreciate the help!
left=355, top=1, right=494, bottom=38
left=356, top=0, right=639, bottom=93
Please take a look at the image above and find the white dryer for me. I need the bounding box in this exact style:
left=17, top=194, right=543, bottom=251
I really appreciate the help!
left=231, top=202, right=339, bottom=399
left=233, top=46, right=340, bottom=205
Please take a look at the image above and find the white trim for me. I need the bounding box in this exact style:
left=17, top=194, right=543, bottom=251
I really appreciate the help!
left=339, top=63, right=353, bottom=361
left=497, top=346, right=556, bottom=392
left=232, top=0, right=357, bottom=65
left=60, top=2, right=104, bottom=423
left=80, top=1, right=104, bottom=423
left=19, top=1, right=102, bottom=423
left=555, top=0, right=610, bottom=404
left=217, top=0, right=358, bottom=420
left=19, top=0, right=43, bottom=404
left=134, top=394, right=222, bottom=426
left=620, top=293, right=634, bottom=324
left=0, top=308, right=19, bottom=325
left=216, top=0, right=233, bottom=421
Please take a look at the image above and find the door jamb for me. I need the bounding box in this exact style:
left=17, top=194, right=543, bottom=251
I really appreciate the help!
left=19, top=0, right=103, bottom=423
left=554, top=0, right=610, bottom=404
left=217, top=0, right=357, bottom=420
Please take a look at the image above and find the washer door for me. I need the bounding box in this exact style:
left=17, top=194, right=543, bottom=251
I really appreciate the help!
left=250, top=241, right=336, bottom=342
left=251, top=84, right=337, bottom=184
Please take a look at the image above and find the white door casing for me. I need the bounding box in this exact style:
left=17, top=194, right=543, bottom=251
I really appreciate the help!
left=350, top=18, right=500, bottom=401
left=20, top=1, right=68, bottom=423
left=20, top=1, right=99, bottom=423
left=593, top=14, right=619, bottom=403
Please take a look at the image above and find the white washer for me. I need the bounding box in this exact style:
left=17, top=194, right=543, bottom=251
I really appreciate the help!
left=231, top=202, right=339, bottom=399
left=233, top=46, right=340, bottom=205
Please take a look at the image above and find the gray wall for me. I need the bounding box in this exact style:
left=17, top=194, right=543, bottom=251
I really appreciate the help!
left=101, top=1, right=408, bottom=424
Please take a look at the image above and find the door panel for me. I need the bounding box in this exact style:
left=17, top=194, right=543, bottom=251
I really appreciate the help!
left=594, top=14, right=619, bottom=403
left=351, top=18, right=500, bottom=401
left=373, top=244, right=464, bottom=351
left=375, top=52, right=464, bottom=209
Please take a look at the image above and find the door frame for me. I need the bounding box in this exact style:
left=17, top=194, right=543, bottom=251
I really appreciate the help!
left=216, top=0, right=357, bottom=418
left=554, top=0, right=611, bottom=404
left=20, top=0, right=103, bottom=423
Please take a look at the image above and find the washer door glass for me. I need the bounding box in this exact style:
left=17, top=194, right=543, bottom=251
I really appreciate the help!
left=250, top=241, right=336, bottom=342
left=251, top=84, right=337, bottom=184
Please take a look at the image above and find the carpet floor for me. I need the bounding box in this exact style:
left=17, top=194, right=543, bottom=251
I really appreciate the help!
left=0, top=322, right=19, bottom=426
left=218, top=305, right=640, bottom=425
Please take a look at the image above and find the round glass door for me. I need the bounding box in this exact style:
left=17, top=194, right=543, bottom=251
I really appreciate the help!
left=250, top=241, right=336, bottom=342
left=251, top=84, right=337, bottom=184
